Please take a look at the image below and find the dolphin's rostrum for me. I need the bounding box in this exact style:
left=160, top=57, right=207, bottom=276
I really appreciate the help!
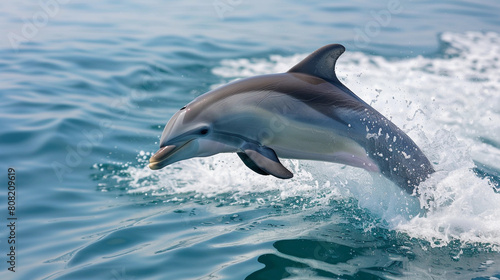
left=149, top=44, right=434, bottom=194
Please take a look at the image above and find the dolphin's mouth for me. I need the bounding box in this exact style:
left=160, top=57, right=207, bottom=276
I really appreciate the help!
left=148, top=140, right=192, bottom=170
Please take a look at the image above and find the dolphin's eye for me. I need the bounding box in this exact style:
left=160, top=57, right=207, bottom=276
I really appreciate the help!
left=180, top=106, right=186, bottom=110
left=200, top=128, right=209, bottom=135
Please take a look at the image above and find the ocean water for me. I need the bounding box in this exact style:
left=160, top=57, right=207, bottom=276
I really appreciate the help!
left=1, top=0, right=500, bottom=279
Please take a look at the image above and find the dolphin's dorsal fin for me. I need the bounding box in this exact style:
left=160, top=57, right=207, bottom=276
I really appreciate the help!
left=288, top=44, right=345, bottom=84
left=238, top=143, right=293, bottom=179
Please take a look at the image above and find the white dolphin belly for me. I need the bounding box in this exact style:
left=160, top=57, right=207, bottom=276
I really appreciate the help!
left=220, top=102, right=380, bottom=173
left=265, top=117, right=379, bottom=172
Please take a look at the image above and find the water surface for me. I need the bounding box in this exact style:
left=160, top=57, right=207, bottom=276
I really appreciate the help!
left=1, top=1, right=500, bottom=279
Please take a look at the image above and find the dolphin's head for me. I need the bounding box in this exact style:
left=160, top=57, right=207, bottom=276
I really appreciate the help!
left=148, top=103, right=235, bottom=170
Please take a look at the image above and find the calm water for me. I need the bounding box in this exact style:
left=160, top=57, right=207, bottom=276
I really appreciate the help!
left=1, top=0, right=500, bottom=279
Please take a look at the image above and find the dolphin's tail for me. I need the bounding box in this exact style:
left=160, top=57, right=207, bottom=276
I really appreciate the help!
left=360, top=113, right=435, bottom=194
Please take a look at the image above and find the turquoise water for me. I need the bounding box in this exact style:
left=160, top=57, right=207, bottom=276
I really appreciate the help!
left=1, top=0, right=500, bottom=279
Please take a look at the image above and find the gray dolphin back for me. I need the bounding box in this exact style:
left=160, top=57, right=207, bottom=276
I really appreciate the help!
left=290, top=44, right=435, bottom=193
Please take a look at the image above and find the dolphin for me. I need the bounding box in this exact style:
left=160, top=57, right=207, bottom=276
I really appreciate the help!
left=149, top=44, right=434, bottom=194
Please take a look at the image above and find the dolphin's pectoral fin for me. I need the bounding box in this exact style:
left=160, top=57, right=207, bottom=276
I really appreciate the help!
left=238, top=143, right=293, bottom=179
left=237, top=152, right=270, bottom=176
